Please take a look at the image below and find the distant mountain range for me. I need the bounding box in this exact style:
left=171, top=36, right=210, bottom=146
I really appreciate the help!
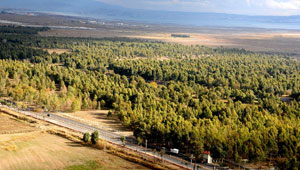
left=1, top=0, right=300, bottom=30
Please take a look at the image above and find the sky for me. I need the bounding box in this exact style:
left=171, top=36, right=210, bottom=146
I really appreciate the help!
left=96, top=0, right=300, bottom=16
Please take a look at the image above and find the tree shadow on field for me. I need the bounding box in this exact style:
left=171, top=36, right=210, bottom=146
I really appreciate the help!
left=90, top=112, right=133, bottom=132
left=90, top=112, right=110, bottom=120
left=91, top=113, right=122, bottom=125
left=66, top=141, right=84, bottom=147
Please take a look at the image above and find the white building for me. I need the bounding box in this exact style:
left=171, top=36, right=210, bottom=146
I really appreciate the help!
left=203, top=151, right=213, bottom=164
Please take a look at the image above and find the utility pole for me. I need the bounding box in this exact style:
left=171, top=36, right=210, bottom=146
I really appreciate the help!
left=190, top=154, right=195, bottom=170
left=242, top=159, right=248, bottom=170
left=194, top=155, right=197, bottom=170
left=104, top=142, right=106, bottom=162
left=145, top=139, right=148, bottom=152
left=161, top=147, right=165, bottom=166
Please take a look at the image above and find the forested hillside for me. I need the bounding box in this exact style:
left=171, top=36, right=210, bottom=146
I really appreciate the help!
left=0, top=26, right=299, bottom=168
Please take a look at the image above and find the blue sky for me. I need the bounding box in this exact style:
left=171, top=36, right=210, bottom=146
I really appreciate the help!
left=96, top=0, right=300, bottom=16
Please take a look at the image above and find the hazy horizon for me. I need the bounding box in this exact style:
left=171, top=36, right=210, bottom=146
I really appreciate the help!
left=2, top=0, right=300, bottom=16
left=1, top=0, right=300, bottom=30
left=96, top=0, right=300, bottom=16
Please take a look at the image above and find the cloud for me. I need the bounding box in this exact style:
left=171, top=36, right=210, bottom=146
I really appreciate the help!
left=266, top=0, right=300, bottom=10
left=246, top=0, right=251, bottom=6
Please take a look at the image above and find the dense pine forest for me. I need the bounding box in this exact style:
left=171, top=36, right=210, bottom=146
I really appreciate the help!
left=0, top=26, right=299, bottom=169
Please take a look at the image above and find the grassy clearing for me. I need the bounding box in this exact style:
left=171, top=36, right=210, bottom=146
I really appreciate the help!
left=62, top=110, right=133, bottom=137
left=0, top=131, right=150, bottom=170
left=0, top=112, right=151, bottom=170
left=45, top=48, right=70, bottom=54
left=0, top=113, right=37, bottom=134
left=65, top=160, right=105, bottom=170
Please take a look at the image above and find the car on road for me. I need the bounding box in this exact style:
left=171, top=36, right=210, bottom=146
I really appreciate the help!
left=170, top=148, right=179, bottom=154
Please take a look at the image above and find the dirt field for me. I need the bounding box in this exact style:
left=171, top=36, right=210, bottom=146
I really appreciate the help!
left=128, top=32, right=300, bottom=55
left=41, top=29, right=300, bottom=55
left=46, top=48, right=70, bottom=55
left=0, top=113, right=149, bottom=170
left=0, top=113, right=36, bottom=134
left=60, top=110, right=133, bottom=137
left=128, top=33, right=231, bottom=47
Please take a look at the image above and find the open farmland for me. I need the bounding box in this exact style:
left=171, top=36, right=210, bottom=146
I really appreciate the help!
left=0, top=113, right=36, bottom=134
left=0, top=113, right=150, bottom=170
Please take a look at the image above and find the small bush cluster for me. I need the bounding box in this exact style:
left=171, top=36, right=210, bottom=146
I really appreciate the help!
left=82, top=131, right=99, bottom=144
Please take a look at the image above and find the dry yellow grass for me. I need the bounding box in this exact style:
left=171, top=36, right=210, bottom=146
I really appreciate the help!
left=0, top=110, right=181, bottom=170
left=0, top=108, right=184, bottom=170
left=0, top=131, right=150, bottom=170
left=0, top=113, right=37, bottom=134
left=127, top=32, right=300, bottom=54
left=127, top=33, right=232, bottom=46
left=62, top=110, right=133, bottom=137
left=128, top=32, right=300, bottom=46
left=45, top=48, right=70, bottom=54
left=0, top=113, right=151, bottom=170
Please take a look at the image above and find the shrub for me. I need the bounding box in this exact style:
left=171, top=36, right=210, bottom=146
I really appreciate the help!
left=107, top=111, right=113, bottom=117
left=83, top=132, right=90, bottom=143
left=91, top=131, right=99, bottom=144
left=121, top=136, right=126, bottom=146
left=137, top=137, right=143, bottom=146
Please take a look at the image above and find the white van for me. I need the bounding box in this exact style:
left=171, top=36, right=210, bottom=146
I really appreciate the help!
left=170, top=148, right=179, bottom=154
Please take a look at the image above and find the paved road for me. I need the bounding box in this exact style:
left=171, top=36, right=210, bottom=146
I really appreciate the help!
left=0, top=103, right=213, bottom=170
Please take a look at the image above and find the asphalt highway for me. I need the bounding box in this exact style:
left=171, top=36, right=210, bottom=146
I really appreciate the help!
left=0, top=103, right=214, bottom=170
